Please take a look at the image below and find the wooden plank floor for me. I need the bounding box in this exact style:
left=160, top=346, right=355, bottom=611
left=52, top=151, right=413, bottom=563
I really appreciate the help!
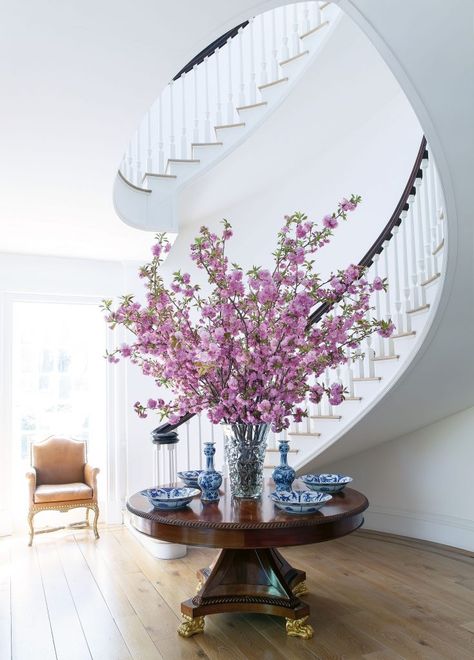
left=1, top=526, right=474, bottom=659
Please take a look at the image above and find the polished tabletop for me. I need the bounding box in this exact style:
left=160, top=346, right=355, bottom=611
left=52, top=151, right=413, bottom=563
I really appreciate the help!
left=127, top=480, right=369, bottom=549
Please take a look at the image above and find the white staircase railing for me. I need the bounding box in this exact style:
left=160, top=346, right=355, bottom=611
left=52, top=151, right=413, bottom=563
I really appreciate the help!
left=118, top=2, right=334, bottom=188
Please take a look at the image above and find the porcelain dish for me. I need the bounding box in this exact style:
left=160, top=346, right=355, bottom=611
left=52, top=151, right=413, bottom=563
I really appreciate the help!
left=300, top=473, right=353, bottom=493
left=140, top=487, right=200, bottom=509
left=270, top=489, right=332, bottom=514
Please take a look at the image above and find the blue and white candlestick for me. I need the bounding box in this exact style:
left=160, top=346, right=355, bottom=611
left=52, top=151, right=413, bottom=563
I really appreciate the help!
left=272, top=439, right=296, bottom=492
left=198, top=442, right=222, bottom=502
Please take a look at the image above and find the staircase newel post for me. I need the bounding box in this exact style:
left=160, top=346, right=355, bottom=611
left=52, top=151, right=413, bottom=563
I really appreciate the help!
left=421, top=157, right=434, bottom=279
left=169, top=81, right=176, bottom=159
left=373, top=252, right=385, bottom=357
left=249, top=17, right=257, bottom=104
left=382, top=240, right=395, bottom=357
left=193, top=64, right=200, bottom=144
left=180, top=73, right=188, bottom=159
left=238, top=27, right=246, bottom=107
left=400, top=208, right=412, bottom=333
left=260, top=12, right=268, bottom=86
left=407, top=191, right=420, bottom=310
left=414, top=177, right=427, bottom=304
left=281, top=6, right=290, bottom=62
left=204, top=56, right=211, bottom=142
left=391, top=225, right=404, bottom=334
left=291, top=4, right=300, bottom=57
left=270, top=9, right=279, bottom=82
left=226, top=37, right=234, bottom=124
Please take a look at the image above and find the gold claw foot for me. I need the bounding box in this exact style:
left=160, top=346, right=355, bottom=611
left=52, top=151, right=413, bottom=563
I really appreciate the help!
left=178, top=615, right=205, bottom=638
left=292, top=580, right=308, bottom=597
left=286, top=616, right=314, bottom=639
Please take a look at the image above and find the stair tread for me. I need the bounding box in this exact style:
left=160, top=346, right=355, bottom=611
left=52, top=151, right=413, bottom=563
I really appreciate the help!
left=267, top=448, right=299, bottom=453
left=191, top=142, right=224, bottom=147
left=279, top=50, right=309, bottom=67
left=300, top=20, right=329, bottom=40
left=143, top=172, right=177, bottom=179
left=421, top=272, right=441, bottom=286
left=258, top=77, right=288, bottom=91
left=345, top=396, right=362, bottom=401
left=288, top=432, right=321, bottom=437
left=353, top=376, right=382, bottom=381
left=407, top=303, right=430, bottom=314
left=432, top=238, right=444, bottom=255
left=372, top=355, right=400, bottom=362
left=118, top=170, right=151, bottom=193
left=214, top=122, right=245, bottom=130
left=309, top=415, right=341, bottom=420
left=167, top=159, right=200, bottom=164
left=391, top=331, right=416, bottom=339
left=236, top=101, right=268, bottom=112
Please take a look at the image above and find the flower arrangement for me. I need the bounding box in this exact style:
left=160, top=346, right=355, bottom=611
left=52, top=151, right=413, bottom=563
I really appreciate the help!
left=103, top=196, right=394, bottom=432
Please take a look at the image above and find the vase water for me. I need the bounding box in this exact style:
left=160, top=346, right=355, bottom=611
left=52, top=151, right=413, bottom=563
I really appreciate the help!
left=198, top=442, right=222, bottom=502
left=223, top=422, right=269, bottom=499
left=272, top=440, right=296, bottom=492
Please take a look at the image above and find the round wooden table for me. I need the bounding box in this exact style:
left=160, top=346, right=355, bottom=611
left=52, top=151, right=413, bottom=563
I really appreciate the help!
left=127, top=480, right=368, bottom=639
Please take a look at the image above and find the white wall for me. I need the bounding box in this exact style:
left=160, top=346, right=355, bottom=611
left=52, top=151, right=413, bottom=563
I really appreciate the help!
left=321, top=405, right=474, bottom=551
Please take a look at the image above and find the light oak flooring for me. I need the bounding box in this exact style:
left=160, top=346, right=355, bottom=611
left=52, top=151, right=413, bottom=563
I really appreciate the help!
left=1, top=526, right=473, bottom=659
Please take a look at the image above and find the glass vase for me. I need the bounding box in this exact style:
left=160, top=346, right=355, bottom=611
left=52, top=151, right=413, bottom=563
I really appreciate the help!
left=223, top=422, right=269, bottom=499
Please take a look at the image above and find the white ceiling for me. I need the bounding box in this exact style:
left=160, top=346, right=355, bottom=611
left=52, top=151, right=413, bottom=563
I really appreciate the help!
left=0, top=0, right=267, bottom=260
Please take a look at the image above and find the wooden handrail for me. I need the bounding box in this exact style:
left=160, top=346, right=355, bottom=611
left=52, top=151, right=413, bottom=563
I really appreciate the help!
left=173, top=21, right=249, bottom=81
left=155, top=136, right=428, bottom=433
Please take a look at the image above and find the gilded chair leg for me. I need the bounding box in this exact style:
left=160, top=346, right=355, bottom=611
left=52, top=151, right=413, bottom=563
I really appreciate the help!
left=27, top=511, right=35, bottom=547
left=92, top=505, right=100, bottom=539
left=85, top=507, right=90, bottom=527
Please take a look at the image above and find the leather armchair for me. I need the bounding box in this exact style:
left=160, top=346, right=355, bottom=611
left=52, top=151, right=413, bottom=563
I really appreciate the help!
left=26, top=436, right=100, bottom=546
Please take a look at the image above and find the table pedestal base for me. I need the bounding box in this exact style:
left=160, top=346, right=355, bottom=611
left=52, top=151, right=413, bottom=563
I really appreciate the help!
left=178, top=548, right=313, bottom=639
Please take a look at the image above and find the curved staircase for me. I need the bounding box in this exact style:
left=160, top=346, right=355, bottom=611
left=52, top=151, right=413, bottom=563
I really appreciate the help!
left=111, top=3, right=448, bottom=485
left=113, top=2, right=340, bottom=232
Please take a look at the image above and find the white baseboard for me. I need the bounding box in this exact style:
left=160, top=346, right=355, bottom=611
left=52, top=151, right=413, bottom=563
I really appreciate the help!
left=124, top=514, right=187, bottom=559
left=364, top=505, right=474, bottom=552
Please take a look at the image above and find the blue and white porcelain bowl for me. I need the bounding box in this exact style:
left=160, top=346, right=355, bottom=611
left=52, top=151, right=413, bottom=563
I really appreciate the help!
left=140, top=487, right=200, bottom=510
left=300, top=473, right=353, bottom=494
left=177, top=470, right=205, bottom=489
left=271, top=489, right=332, bottom=515
left=178, top=469, right=222, bottom=489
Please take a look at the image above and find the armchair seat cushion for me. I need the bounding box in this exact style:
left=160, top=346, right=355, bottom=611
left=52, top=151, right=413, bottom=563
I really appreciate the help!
left=34, top=482, right=93, bottom=504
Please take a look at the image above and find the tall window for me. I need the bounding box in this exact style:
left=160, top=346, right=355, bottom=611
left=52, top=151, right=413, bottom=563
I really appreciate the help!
left=10, top=300, right=107, bottom=519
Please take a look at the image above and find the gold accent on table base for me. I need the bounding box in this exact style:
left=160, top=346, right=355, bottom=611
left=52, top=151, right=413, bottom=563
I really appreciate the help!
left=195, top=578, right=204, bottom=594
left=286, top=616, right=314, bottom=639
left=28, top=502, right=99, bottom=546
left=292, top=580, right=309, bottom=597
left=178, top=615, right=205, bottom=638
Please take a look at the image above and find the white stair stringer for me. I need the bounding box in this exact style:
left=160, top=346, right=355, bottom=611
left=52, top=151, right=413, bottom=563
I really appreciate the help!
left=263, top=256, right=446, bottom=477
left=113, top=3, right=341, bottom=233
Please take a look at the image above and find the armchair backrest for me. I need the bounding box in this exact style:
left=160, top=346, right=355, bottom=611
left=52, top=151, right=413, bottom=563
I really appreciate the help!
left=32, top=436, right=86, bottom=486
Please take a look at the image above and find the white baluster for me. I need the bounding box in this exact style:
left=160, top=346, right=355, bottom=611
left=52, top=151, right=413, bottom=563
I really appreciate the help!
left=238, top=27, right=246, bottom=107
left=185, top=420, right=191, bottom=470
left=281, top=6, right=290, bottom=61
left=158, top=96, right=164, bottom=174
left=135, top=129, right=142, bottom=185
left=382, top=241, right=395, bottom=356
left=400, top=208, right=412, bottom=332
left=364, top=309, right=376, bottom=376
left=120, top=153, right=127, bottom=179
left=215, top=48, right=223, bottom=125
left=421, top=157, right=434, bottom=279
left=169, top=81, right=176, bottom=159
left=227, top=38, right=234, bottom=124
left=345, top=345, right=355, bottom=398
left=291, top=5, right=300, bottom=57
left=249, top=17, right=257, bottom=104
left=127, top=142, right=134, bottom=184
left=414, top=177, right=427, bottom=303
left=146, top=110, right=153, bottom=173
left=373, top=253, right=385, bottom=357
left=391, top=225, right=404, bottom=333
left=312, top=1, right=322, bottom=29
left=325, top=367, right=333, bottom=416
left=303, top=2, right=311, bottom=34
left=407, top=192, right=420, bottom=309
left=427, top=152, right=440, bottom=271
left=180, top=73, right=187, bottom=159
left=193, top=64, right=199, bottom=143
left=270, top=9, right=279, bottom=82
left=260, top=13, right=268, bottom=85
left=204, top=56, right=211, bottom=141
left=198, top=413, right=203, bottom=469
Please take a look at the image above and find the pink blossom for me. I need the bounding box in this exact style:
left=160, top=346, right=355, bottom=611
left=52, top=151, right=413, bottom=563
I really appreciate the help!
left=323, top=215, right=338, bottom=229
